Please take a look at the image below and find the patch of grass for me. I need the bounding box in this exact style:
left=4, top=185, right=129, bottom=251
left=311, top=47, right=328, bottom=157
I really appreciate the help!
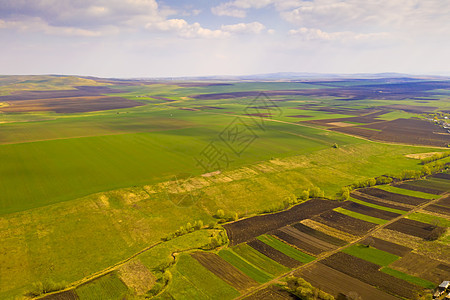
left=257, top=235, right=316, bottom=263
left=334, top=207, right=388, bottom=225
left=218, top=249, right=272, bottom=283
left=375, top=185, right=437, bottom=200
left=342, top=244, right=400, bottom=266
left=163, top=254, right=239, bottom=300
left=349, top=197, right=407, bottom=215
left=75, top=272, right=129, bottom=300
left=232, top=244, right=289, bottom=276
left=381, top=267, right=436, bottom=289
left=407, top=212, right=450, bottom=227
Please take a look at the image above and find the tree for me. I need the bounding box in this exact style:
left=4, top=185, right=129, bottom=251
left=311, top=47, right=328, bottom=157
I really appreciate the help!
left=340, top=187, right=350, bottom=201
left=215, top=209, right=225, bottom=219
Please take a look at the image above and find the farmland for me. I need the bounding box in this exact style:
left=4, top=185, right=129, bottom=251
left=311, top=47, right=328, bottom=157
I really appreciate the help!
left=0, top=75, right=449, bottom=299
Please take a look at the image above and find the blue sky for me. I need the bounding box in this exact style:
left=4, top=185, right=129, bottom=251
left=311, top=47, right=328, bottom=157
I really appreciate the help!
left=0, top=0, right=449, bottom=77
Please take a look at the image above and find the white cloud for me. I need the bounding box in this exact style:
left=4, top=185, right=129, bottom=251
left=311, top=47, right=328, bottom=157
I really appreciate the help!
left=211, top=0, right=275, bottom=18
left=221, top=22, right=265, bottom=34
left=289, top=27, right=390, bottom=42
left=146, top=19, right=229, bottom=38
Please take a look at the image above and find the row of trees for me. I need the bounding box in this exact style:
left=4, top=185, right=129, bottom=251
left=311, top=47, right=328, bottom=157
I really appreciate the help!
left=162, top=220, right=204, bottom=241
left=420, top=151, right=450, bottom=164
left=283, top=276, right=334, bottom=300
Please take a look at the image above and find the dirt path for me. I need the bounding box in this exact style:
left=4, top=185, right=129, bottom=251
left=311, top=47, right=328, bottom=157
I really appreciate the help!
left=235, top=192, right=449, bottom=299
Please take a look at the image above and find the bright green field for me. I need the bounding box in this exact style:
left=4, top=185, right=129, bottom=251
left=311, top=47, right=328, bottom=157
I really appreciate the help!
left=349, top=197, right=407, bottom=215
left=257, top=235, right=316, bottom=263
left=334, top=207, right=388, bottom=225
left=75, top=272, right=129, bottom=300
left=161, top=254, right=239, bottom=300
left=374, top=185, right=437, bottom=200
left=381, top=267, right=436, bottom=289
left=341, top=244, right=400, bottom=266
left=407, top=212, right=450, bottom=227
left=232, top=244, right=289, bottom=276
left=218, top=249, right=272, bottom=283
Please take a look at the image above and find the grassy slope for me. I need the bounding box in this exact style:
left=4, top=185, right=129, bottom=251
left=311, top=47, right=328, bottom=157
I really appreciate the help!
left=341, top=244, right=400, bottom=266
left=407, top=212, right=450, bottom=227
left=75, top=272, right=129, bottom=300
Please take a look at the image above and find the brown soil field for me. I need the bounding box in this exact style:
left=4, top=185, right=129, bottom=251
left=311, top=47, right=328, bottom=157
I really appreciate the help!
left=243, top=285, right=296, bottom=300
left=0, top=85, right=124, bottom=101
left=40, top=290, right=78, bottom=300
left=436, top=195, right=450, bottom=207
left=311, top=210, right=377, bottom=236
left=286, top=114, right=311, bottom=118
left=342, top=201, right=400, bottom=220
left=409, top=179, right=450, bottom=192
left=247, top=239, right=301, bottom=268
left=191, top=252, right=258, bottom=292
left=292, top=222, right=347, bottom=246
left=322, top=252, right=420, bottom=299
left=390, top=252, right=450, bottom=283
left=0, top=96, right=145, bottom=113
left=298, top=263, right=399, bottom=300
left=351, top=192, right=412, bottom=211
left=386, top=218, right=439, bottom=239
left=394, top=183, right=444, bottom=195
left=431, top=173, right=450, bottom=180
left=360, top=236, right=412, bottom=256
left=272, top=226, right=335, bottom=255
left=193, top=81, right=450, bottom=101
left=332, top=118, right=449, bottom=147
left=300, top=219, right=356, bottom=242
left=424, top=204, right=450, bottom=215
left=359, top=188, right=428, bottom=206
left=224, top=199, right=341, bottom=245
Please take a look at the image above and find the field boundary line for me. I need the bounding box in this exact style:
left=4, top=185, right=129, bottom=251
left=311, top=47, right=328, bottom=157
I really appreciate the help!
left=235, top=192, right=449, bottom=299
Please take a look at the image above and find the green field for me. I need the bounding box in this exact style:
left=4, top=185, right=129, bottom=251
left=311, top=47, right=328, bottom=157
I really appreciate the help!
left=374, top=185, right=437, bottom=200
left=161, top=254, right=239, bottom=300
left=381, top=267, right=436, bottom=289
left=257, top=235, right=316, bottom=263
left=218, top=249, right=272, bottom=283
left=407, top=212, right=450, bottom=227
left=349, top=197, right=407, bottom=215
left=334, top=207, right=388, bottom=225
left=1, top=76, right=449, bottom=299
left=232, top=244, right=290, bottom=276
left=341, top=244, right=400, bottom=266
left=75, top=272, right=129, bottom=300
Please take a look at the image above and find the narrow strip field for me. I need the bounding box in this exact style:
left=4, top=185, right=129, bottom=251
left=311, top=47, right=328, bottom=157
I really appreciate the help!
left=359, top=188, right=428, bottom=206
left=359, top=237, right=412, bottom=256
left=291, top=222, right=347, bottom=246
left=349, top=197, right=407, bottom=214
left=341, top=244, right=400, bottom=266
left=257, top=235, right=316, bottom=264
left=232, top=244, right=290, bottom=276
left=191, top=252, right=258, bottom=292
left=312, top=210, right=377, bottom=236
left=334, top=207, right=388, bottom=225
left=247, top=239, right=301, bottom=268
left=341, top=201, right=401, bottom=220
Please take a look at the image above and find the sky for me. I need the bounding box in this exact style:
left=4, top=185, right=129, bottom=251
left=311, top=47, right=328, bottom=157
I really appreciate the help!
left=0, top=0, right=449, bottom=78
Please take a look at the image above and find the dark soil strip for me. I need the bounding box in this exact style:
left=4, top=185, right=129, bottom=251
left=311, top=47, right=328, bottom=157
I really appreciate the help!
left=351, top=192, right=412, bottom=211
left=311, top=210, right=377, bottom=236
left=359, top=188, right=428, bottom=206
left=322, top=252, right=420, bottom=299
left=394, top=183, right=444, bottom=195
left=298, top=263, right=399, bottom=300
left=431, top=173, right=450, bottom=180
left=247, top=239, right=301, bottom=269
left=360, top=237, right=412, bottom=256
left=291, top=223, right=347, bottom=246
left=224, top=199, right=342, bottom=246
left=243, top=285, right=296, bottom=300
left=271, top=229, right=324, bottom=256
left=191, top=252, right=258, bottom=292
left=342, top=201, right=400, bottom=220
left=436, top=196, right=450, bottom=207
left=40, top=290, right=78, bottom=300
left=386, top=218, right=440, bottom=239
left=423, top=204, right=450, bottom=215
